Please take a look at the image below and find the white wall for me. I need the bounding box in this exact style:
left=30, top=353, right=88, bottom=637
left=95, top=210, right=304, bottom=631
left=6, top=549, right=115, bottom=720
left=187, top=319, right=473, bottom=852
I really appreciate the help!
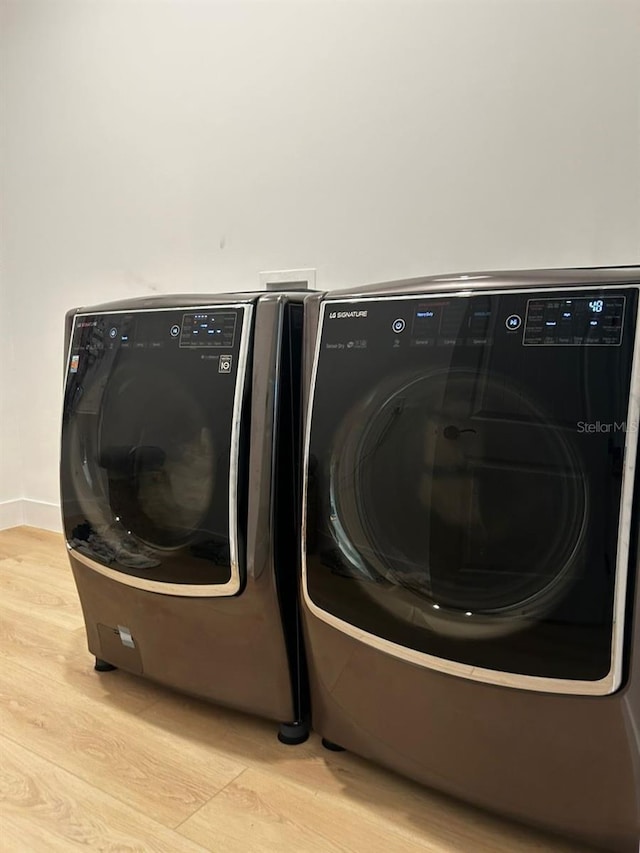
left=0, top=276, right=22, bottom=524
left=1, top=0, right=639, bottom=528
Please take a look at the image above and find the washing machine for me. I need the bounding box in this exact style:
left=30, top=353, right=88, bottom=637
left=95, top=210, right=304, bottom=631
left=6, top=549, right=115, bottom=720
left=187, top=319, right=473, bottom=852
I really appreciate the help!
left=301, top=267, right=640, bottom=850
left=61, top=291, right=309, bottom=742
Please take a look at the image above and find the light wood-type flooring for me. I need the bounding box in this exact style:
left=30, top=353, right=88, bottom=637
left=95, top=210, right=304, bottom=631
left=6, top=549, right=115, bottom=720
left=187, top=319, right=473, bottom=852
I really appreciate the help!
left=0, top=526, right=592, bottom=852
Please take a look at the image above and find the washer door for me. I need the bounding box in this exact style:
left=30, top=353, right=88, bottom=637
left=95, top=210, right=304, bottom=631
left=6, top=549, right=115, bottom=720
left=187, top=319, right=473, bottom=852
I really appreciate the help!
left=304, top=290, right=638, bottom=693
left=98, top=362, right=217, bottom=550
left=61, top=305, right=252, bottom=595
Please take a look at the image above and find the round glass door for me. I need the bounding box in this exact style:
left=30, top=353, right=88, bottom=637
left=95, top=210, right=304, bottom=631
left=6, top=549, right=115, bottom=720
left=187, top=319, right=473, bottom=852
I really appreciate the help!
left=98, top=362, right=216, bottom=550
left=61, top=306, right=248, bottom=591
left=328, top=369, right=588, bottom=639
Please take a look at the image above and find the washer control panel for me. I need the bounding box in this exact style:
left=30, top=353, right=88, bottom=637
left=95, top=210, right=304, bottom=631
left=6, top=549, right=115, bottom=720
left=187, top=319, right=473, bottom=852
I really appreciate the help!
left=179, top=311, right=238, bottom=348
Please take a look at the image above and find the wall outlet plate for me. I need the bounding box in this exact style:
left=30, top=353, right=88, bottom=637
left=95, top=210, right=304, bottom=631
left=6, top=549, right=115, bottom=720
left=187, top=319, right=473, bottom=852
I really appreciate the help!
left=259, top=268, right=316, bottom=291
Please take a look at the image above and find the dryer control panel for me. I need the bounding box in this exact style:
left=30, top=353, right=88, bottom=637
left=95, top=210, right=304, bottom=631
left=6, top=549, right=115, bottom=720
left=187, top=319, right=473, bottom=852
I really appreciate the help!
left=324, top=290, right=631, bottom=352
left=523, top=295, right=625, bottom=346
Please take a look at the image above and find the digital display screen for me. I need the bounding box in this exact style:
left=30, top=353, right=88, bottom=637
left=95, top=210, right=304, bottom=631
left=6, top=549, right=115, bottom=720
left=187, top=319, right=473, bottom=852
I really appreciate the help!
left=411, top=303, right=442, bottom=343
left=523, top=296, right=625, bottom=346
left=179, top=312, right=237, bottom=348
left=411, top=297, right=493, bottom=346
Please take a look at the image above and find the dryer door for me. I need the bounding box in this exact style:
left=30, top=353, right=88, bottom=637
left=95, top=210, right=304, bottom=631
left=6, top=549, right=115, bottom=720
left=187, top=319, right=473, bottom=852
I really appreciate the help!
left=61, top=304, right=253, bottom=596
left=304, top=289, right=639, bottom=694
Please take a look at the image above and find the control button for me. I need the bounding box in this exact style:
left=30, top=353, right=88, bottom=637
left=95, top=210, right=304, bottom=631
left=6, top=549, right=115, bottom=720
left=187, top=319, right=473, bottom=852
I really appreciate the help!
left=505, top=314, right=522, bottom=331
left=392, top=318, right=406, bottom=333
left=170, top=324, right=181, bottom=337
left=219, top=355, right=232, bottom=374
left=109, top=327, right=118, bottom=339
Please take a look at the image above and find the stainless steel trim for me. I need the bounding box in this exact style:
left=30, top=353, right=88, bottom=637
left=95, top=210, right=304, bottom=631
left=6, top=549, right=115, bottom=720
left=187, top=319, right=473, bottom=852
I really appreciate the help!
left=301, top=284, right=640, bottom=695
left=68, top=546, right=239, bottom=597
left=319, top=286, right=634, bottom=309
left=610, top=293, right=640, bottom=690
left=64, top=302, right=253, bottom=598
left=64, top=314, right=80, bottom=376
left=268, top=300, right=285, bottom=552
left=73, top=302, right=252, bottom=317
left=229, top=302, right=253, bottom=593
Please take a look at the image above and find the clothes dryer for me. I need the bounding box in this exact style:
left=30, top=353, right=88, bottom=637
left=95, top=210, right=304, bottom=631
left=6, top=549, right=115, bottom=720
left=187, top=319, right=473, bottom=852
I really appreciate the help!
left=302, top=267, right=640, bottom=850
left=61, top=292, right=309, bottom=742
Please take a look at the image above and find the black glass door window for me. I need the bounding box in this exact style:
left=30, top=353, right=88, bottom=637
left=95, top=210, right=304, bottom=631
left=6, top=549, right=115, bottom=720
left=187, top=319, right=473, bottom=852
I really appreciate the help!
left=305, top=289, right=638, bottom=685
left=61, top=306, right=251, bottom=588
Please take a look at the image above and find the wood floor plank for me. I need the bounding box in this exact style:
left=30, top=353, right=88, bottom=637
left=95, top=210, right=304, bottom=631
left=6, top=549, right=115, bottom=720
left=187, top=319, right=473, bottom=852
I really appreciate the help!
left=139, top=689, right=318, bottom=773
left=0, top=544, right=73, bottom=580
left=0, top=526, right=65, bottom=561
left=0, top=527, right=69, bottom=568
left=178, top=763, right=584, bottom=853
left=0, top=606, right=165, bottom=714
left=0, top=656, right=247, bottom=828
left=0, top=735, right=213, bottom=853
left=0, top=538, right=74, bottom=578
left=141, top=692, right=584, bottom=852
left=178, top=767, right=355, bottom=853
left=0, top=527, right=593, bottom=852
left=0, top=556, right=83, bottom=631
left=254, top=744, right=585, bottom=852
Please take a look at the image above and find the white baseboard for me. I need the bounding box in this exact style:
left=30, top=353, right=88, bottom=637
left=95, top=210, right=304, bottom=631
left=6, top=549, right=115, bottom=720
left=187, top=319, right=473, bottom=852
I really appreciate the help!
left=24, top=500, right=63, bottom=533
left=0, top=500, right=25, bottom=530
left=0, top=499, right=62, bottom=533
